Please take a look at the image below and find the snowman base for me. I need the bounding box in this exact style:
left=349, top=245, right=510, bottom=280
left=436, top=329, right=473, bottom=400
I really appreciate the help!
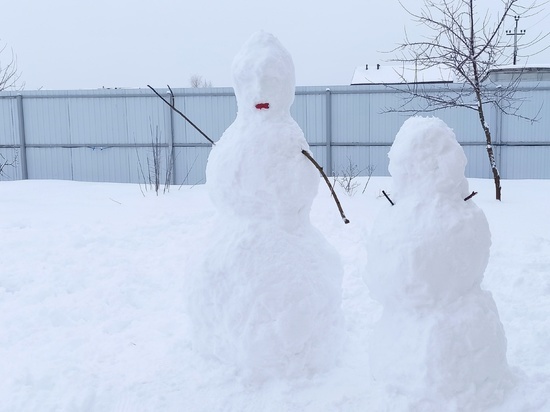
left=186, top=217, right=345, bottom=382
left=370, top=289, right=511, bottom=410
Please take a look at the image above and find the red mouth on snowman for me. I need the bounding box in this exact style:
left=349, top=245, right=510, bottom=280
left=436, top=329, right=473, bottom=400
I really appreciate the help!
left=255, top=102, right=270, bottom=110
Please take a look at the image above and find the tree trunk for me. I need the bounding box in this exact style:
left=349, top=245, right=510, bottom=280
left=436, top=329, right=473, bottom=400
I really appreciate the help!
left=486, top=142, right=502, bottom=201
left=474, top=86, right=502, bottom=201
left=479, top=109, right=502, bottom=201
left=467, top=0, right=502, bottom=201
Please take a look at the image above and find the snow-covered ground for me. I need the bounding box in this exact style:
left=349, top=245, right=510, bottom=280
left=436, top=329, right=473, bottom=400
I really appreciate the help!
left=1, top=177, right=549, bottom=411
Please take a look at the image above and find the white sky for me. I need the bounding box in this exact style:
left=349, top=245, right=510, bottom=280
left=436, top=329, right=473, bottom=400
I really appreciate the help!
left=1, top=0, right=549, bottom=90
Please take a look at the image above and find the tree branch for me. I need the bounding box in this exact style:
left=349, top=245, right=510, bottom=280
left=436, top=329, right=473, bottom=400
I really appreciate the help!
left=147, top=85, right=216, bottom=146
left=0, top=42, right=22, bottom=91
left=382, top=190, right=395, bottom=206
left=301, top=149, right=350, bottom=224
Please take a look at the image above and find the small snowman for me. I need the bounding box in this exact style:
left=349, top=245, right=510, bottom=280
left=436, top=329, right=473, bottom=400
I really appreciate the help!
left=365, top=117, right=511, bottom=410
left=186, top=31, right=344, bottom=382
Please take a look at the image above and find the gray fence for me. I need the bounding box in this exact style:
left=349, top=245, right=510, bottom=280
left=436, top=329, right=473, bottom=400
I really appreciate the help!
left=1, top=84, right=549, bottom=184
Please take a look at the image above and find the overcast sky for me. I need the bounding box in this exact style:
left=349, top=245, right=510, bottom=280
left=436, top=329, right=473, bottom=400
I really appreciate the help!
left=2, top=0, right=549, bottom=90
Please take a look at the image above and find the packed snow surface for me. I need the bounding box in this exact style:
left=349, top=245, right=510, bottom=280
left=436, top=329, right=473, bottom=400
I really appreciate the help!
left=185, top=31, right=344, bottom=381
left=1, top=177, right=550, bottom=411
left=365, top=117, right=510, bottom=411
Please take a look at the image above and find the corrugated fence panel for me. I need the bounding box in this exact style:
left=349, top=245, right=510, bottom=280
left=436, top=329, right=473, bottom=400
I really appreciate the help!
left=0, top=97, right=18, bottom=146
left=369, top=146, right=392, bottom=176
left=23, top=97, right=71, bottom=145
left=0, top=97, right=21, bottom=180
left=0, top=148, right=21, bottom=180
left=174, top=146, right=212, bottom=185
left=70, top=147, right=143, bottom=183
left=431, top=105, right=485, bottom=144
left=22, top=93, right=70, bottom=179
left=67, top=97, right=128, bottom=145
left=63, top=96, right=171, bottom=146
left=125, top=96, right=170, bottom=145
left=362, top=88, right=414, bottom=145
left=26, top=147, right=73, bottom=179
left=331, top=92, right=370, bottom=144
left=207, top=91, right=238, bottom=142
left=1, top=83, right=549, bottom=183
left=496, top=85, right=550, bottom=178
left=332, top=146, right=390, bottom=177
left=293, top=90, right=326, bottom=144
left=462, top=146, right=493, bottom=179
left=501, top=86, right=550, bottom=143
left=173, top=88, right=236, bottom=144
left=500, top=146, right=550, bottom=179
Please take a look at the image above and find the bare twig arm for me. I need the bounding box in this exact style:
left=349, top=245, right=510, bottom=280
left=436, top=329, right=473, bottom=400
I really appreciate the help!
left=382, top=190, right=395, bottom=206
left=301, top=149, right=350, bottom=224
left=147, top=85, right=216, bottom=146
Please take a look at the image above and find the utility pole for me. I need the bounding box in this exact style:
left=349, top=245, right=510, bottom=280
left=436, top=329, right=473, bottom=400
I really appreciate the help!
left=506, top=16, right=525, bottom=65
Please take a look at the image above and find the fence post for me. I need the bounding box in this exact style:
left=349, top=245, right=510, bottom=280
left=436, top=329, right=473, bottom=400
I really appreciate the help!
left=495, top=89, right=503, bottom=178
left=16, top=94, right=28, bottom=180
left=168, top=89, right=176, bottom=185
left=325, top=88, right=333, bottom=176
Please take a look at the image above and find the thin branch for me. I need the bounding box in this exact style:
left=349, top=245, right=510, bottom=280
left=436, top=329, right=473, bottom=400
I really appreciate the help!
left=147, top=84, right=215, bottom=145
left=301, top=149, right=350, bottom=224
left=0, top=152, right=18, bottom=177
left=0, top=42, right=22, bottom=91
left=178, top=153, right=199, bottom=189
left=382, top=190, right=395, bottom=206
left=474, top=0, right=516, bottom=60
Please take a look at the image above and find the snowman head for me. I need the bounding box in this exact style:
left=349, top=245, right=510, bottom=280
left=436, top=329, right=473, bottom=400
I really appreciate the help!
left=388, top=116, right=469, bottom=199
left=231, top=31, right=295, bottom=117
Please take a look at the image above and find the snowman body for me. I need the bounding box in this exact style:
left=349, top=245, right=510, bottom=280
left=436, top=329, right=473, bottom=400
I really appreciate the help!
left=186, top=32, right=344, bottom=381
left=365, top=117, right=510, bottom=410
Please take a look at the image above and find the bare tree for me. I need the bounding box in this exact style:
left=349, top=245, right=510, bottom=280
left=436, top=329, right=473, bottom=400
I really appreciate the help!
left=388, top=0, right=548, bottom=200
left=189, top=74, right=212, bottom=88
left=1, top=40, right=22, bottom=91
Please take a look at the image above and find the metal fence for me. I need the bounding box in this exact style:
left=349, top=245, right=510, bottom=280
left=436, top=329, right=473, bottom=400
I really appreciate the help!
left=1, top=84, right=549, bottom=184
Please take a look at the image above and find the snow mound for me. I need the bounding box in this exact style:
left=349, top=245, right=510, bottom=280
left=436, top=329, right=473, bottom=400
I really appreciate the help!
left=365, top=116, right=511, bottom=410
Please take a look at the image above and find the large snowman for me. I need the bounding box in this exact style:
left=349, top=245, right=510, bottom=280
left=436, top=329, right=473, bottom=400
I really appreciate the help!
left=186, top=31, right=344, bottom=382
left=365, top=117, right=511, bottom=410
